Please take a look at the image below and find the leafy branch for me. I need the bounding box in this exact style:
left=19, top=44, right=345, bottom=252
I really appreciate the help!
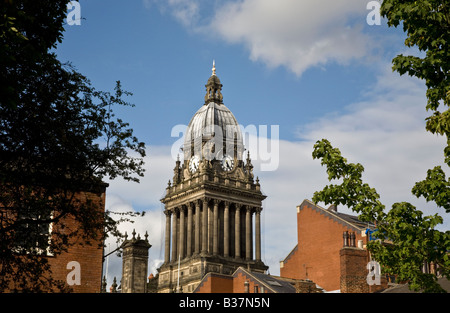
left=312, top=139, right=449, bottom=293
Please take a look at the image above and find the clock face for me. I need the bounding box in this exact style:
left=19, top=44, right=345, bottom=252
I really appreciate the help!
left=189, top=155, right=200, bottom=173
left=221, top=155, right=234, bottom=171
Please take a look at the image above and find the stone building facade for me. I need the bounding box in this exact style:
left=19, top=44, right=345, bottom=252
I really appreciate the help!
left=156, top=63, right=268, bottom=293
left=121, top=230, right=151, bottom=293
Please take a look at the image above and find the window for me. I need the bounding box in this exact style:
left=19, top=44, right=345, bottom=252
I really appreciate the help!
left=267, top=280, right=282, bottom=287
left=14, top=208, right=53, bottom=256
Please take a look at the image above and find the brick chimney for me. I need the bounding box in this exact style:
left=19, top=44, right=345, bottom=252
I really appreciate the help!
left=339, top=231, right=388, bottom=293
left=340, top=231, right=369, bottom=293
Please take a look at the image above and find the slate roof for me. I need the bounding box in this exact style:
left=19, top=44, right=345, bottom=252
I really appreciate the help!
left=233, top=267, right=299, bottom=293
left=298, top=199, right=375, bottom=231
left=193, top=266, right=312, bottom=293
left=382, top=278, right=450, bottom=293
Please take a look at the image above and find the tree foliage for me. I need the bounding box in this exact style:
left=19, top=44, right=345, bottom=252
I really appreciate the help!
left=382, top=0, right=450, bottom=112
left=312, top=140, right=449, bottom=293
left=312, top=0, right=450, bottom=292
left=382, top=0, right=450, bottom=168
left=0, top=0, right=146, bottom=291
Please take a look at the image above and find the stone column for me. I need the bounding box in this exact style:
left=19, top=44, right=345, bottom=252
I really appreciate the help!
left=171, top=208, right=178, bottom=262
left=179, top=206, right=185, bottom=259
left=224, top=201, right=230, bottom=257
left=255, top=207, right=261, bottom=261
left=235, top=204, right=241, bottom=259
left=187, top=203, right=193, bottom=257
left=208, top=201, right=213, bottom=254
left=194, top=200, right=200, bottom=255
left=201, top=199, right=208, bottom=254
left=213, top=199, right=219, bottom=255
left=164, top=209, right=171, bottom=263
left=245, top=206, right=252, bottom=260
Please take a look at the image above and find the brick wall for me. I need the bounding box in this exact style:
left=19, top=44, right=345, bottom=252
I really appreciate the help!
left=2, top=188, right=106, bottom=293
left=340, top=247, right=369, bottom=293
left=339, top=246, right=388, bottom=293
left=195, top=270, right=271, bottom=293
left=47, top=189, right=106, bottom=293
left=50, top=192, right=105, bottom=293
left=232, top=271, right=262, bottom=293
left=195, top=273, right=233, bottom=293
left=295, top=280, right=322, bottom=293
left=280, top=201, right=365, bottom=291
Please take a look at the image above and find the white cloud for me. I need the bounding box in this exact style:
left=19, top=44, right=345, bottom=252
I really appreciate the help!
left=147, top=0, right=201, bottom=27
left=105, top=145, right=175, bottom=209
left=167, top=0, right=200, bottom=27
left=148, top=0, right=374, bottom=76
left=209, top=0, right=370, bottom=75
left=296, top=65, right=448, bottom=211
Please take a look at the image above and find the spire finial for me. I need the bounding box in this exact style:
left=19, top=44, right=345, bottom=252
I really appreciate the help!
left=212, top=60, right=216, bottom=76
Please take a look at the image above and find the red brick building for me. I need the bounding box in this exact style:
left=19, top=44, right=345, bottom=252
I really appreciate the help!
left=194, top=266, right=320, bottom=293
left=280, top=199, right=376, bottom=292
left=47, top=188, right=107, bottom=293
left=1, top=186, right=107, bottom=293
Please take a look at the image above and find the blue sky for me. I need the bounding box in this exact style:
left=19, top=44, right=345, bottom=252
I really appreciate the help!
left=57, top=0, right=395, bottom=145
left=56, top=1, right=448, bottom=289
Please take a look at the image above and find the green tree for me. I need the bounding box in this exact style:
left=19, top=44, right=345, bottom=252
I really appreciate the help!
left=312, top=0, right=450, bottom=293
left=382, top=0, right=450, bottom=218
left=312, top=139, right=449, bottom=293
left=0, top=1, right=146, bottom=291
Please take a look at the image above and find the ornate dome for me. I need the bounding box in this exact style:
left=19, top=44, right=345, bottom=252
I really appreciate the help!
left=183, top=62, right=244, bottom=162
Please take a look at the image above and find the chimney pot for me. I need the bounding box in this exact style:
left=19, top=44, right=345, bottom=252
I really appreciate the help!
left=350, top=232, right=356, bottom=247
left=343, top=231, right=349, bottom=247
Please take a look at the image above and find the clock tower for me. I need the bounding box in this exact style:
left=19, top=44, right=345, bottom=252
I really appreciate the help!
left=157, top=62, right=268, bottom=293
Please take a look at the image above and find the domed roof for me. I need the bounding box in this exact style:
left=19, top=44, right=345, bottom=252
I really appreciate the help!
left=184, top=102, right=242, bottom=142
left=183, top=63, right=243, bottom=161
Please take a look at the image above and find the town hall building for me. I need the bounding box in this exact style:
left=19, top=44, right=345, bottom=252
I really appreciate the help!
left=156, top=62, right=268, bottom=293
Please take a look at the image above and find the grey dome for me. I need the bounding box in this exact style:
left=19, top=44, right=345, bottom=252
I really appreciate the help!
left=183, top=72, right=243, bottom=161
left=185, top=102, right=241, bottom=141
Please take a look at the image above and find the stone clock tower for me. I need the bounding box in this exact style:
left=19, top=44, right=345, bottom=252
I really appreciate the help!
left=157, top=63, right=268, bottom=293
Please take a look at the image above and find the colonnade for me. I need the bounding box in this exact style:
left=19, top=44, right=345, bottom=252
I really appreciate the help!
left=163, top=198, right=262, bottom=263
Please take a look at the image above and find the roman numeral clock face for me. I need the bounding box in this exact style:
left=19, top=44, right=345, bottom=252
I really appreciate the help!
left=189, top=155, right=200, bottom=173
left=221, top=155, right=234, bottom=171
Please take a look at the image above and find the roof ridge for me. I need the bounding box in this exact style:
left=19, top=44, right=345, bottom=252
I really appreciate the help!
left=298, top=199, right=366, bottom=232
